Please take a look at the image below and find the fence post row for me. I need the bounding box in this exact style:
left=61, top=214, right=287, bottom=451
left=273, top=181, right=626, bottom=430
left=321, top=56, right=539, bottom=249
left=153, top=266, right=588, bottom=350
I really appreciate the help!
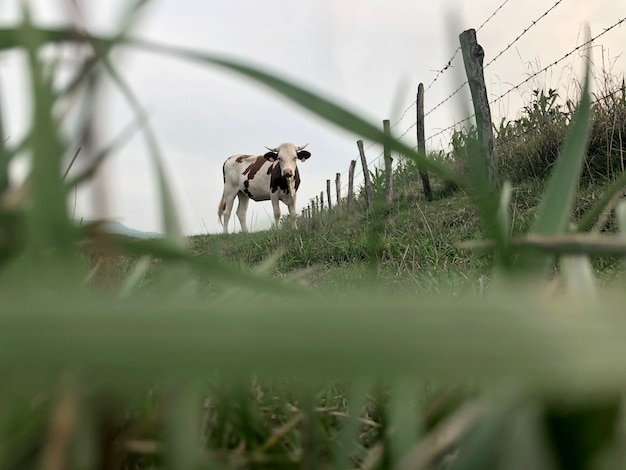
left=383, top=119, right=393, bottom=207
left=357, top=140, right=374, bottom=211
left=416, top=83, right=433, bottom=201
left=459, top=28, right=497, bottom=186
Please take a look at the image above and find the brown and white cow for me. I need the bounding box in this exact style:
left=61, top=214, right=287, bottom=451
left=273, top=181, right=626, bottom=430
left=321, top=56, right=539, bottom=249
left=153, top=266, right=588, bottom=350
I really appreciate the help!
left=218, top=143, right=311, bottom=233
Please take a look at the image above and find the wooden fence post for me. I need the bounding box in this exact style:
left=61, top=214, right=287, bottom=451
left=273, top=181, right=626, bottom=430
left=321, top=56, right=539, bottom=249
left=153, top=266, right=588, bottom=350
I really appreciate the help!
left=326, top=179, right=332, bottom=211
left=357, top=140, right=374, bottom=211
left=383, top=119, right=393, bottom=206
left=0, top=82, right=8, bottom=195
left=347, top=159, right=356, bottom=214
left=416, top=83, right=433, bottom=200
left=459, top=28, right=497, bottom=186
left=335, top=172, right=341, bottom=213
left=320, top=191, right=324, bottom=212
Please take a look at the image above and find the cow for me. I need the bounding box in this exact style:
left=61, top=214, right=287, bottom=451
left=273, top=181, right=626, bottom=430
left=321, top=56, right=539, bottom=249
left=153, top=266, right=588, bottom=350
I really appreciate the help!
left=218, top=143, right=311, bottom=234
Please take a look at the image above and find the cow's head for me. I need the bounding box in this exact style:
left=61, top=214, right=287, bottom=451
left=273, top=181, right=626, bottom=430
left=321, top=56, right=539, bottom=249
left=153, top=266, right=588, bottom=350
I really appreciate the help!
left=264, top=143, right=311, bottom=179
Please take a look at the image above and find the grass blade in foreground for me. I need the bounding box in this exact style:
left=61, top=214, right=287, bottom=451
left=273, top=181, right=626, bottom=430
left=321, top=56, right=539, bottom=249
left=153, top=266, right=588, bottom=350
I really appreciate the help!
left=3, top=292, right=626, bottom=395
left=126, top=37, right=463, bottom=187
left=522, top=47, right=592, bottom=274
left=19, top=8, right=75, bottom=257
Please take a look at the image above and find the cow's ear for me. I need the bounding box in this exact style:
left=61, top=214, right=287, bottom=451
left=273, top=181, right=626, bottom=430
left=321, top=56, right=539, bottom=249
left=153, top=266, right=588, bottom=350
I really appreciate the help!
left=297, top=150, right=311, bottom=161
left=264, top=152, right=278, bottom=162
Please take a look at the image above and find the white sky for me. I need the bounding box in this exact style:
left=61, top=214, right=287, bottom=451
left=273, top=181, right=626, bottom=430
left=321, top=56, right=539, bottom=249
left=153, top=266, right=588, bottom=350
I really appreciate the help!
left=1, top=0, right=625, bottom=234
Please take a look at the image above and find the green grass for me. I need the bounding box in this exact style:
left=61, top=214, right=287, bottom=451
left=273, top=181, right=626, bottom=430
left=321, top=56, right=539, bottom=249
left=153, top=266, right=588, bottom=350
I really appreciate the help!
left=4, top=5, right=626, bottom=469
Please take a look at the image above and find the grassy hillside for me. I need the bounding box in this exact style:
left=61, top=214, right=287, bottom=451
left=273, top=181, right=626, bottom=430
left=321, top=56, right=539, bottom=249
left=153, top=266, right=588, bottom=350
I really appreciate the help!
left=193, top=174, right=623, bottom=298
left=188, top=81, right=626, bottom=298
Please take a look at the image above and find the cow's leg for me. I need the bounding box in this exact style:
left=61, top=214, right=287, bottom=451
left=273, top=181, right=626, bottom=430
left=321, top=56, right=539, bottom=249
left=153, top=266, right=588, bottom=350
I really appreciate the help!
left=287, top=196, right=297, bottom=229
left=221, top=185, right=238, bottom=234
left=236, top=192, right=250, bottom=233
left=271, top=194, right=281, bottom=229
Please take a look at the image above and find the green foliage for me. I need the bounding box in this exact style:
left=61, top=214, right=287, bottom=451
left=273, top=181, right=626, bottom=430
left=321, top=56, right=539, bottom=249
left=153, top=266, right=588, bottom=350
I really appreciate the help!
left=369, top=166, right=387, bottom=197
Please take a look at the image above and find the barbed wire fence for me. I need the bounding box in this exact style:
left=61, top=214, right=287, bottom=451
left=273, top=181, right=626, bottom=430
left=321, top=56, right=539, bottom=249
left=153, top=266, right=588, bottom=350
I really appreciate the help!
left=333, top=0, right=527, bottom=197
left=303, top=3, right=626, bottom=225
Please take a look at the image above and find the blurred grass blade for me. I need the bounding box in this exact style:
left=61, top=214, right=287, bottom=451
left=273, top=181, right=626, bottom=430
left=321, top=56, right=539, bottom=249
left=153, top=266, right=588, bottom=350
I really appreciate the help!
left=617, top=201, right=626, bottom=234
left=127, top=38, right=463, bottom=187
left=528, top=51, right=592, bottom=235
left=58, top=0, right=153, bottom=100
left=616, top=201, right=626, bottom=273
left=396, top=400, right=485, bottom=470
left=66, top=114, right=145, bottom=189
left=0, top=27, right=463, bottom=185
left=560, top=254, right=596, bottom=297
left=497, top=181, right=512, bottom=241
left=332, top=379, right=372, bottom=469
left=70, top=19, right=186, bottom=250
left=498, top=402, right=555, bottom=470
left=19, top=7, right=75, bottom=256
left=0, top=80, right=7, bottom=195
left=117, top=236, right=311, bottom=297
left=448, top=400, right=513, bottom=470
left=118, top=255, right=151, bottom=299
left=97, top=53, right=185, bottom=249
left=165, top=385, right=204, bottom=470
left=521, top=43, right=592, bottom=274
left=577, top=171, right=626, bottom=232
left=388, top=380, right=419, bottom=467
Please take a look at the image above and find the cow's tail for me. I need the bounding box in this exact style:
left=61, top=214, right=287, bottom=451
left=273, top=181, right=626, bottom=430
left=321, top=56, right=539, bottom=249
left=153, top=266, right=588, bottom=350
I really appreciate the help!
left=218, top=195, right=225, bottom=226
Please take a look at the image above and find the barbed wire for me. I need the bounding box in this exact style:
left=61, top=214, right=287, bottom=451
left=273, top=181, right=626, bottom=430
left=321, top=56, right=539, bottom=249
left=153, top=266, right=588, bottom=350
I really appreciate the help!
left=426, top=75, right=626, bottom=150
left=390, top=0, right=521, bottom=133
left=334, top=81, right=626, bottom=199
left=398, top=121, right=417, bottom=140
left=485, top=0, right=566, bottom=70
left=495, top=83, right=626, bottom=148
left=425, top=113, right=476, bottom=145
left=391, top=101, right=416, bottom=129
left=423, top=1, right=571, bottom=119
left=488, top=15, right=626, bottom=107
left=424, top=80, right=469, bottom=118
left=313, top=13, right=626, bottom=207
left=423, top=0, right=512, bottom=95
left=424, top=48, right=462, bottom=94
left=476, top=0, right=512, bottom=33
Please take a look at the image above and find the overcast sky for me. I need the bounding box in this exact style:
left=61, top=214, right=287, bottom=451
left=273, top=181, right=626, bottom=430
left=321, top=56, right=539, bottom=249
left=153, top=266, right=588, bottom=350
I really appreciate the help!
left=1, top=0, right=625, bottom=234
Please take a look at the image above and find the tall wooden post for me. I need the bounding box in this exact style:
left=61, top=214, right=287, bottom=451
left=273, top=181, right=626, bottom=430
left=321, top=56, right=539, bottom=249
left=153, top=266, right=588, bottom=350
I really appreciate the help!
left=0, top=83, right=8, bottom=194
left=326, top=179, right=332, bottom=211
left=320, top=191, right=325, bottom=212
left=335, top=173, right=341, bottom=208
left=459, top=28, right=497, bottom=186
left=357, top=140, right=373, bottom=211
left=347, top=159, right=356, bottom=214
left=383, top=119, right=393, bottom=206
left=416, top=83, right=433, bottom=200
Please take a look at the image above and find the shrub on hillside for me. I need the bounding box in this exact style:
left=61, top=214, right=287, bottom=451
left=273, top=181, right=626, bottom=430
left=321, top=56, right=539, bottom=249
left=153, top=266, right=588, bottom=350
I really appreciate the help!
left=447, top=80, right=626, bottom=185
